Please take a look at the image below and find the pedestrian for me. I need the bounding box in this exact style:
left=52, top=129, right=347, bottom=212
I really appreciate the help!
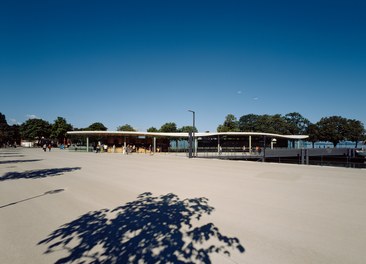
left=48, top=144, right=52, bottom=151
left=43, top=143, right=47, bottom=152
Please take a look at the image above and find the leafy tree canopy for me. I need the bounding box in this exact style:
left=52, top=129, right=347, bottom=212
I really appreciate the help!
left=147, top=127, right=158, bottom=132
left=87, top=122, right=107, bottom=131
left=178, top=126, right=198, bottom=133
left=0, top=112, right=9, bottom=145
left=284, top=112, right=310, bottom=135
left=20, top=118, right=51, bottom=141
left=316, top=116, right=348, bottom=147
left=50, top=117, right=73, bottom=144
left=159, top=122, right=177, bottom=133
left=344, top=119, right=365, bottom=148
left=117, top=124, right=136, bottom=131
left=238, top=114, right=290, bottom=134
left=217, top=114, right=240, bottom=132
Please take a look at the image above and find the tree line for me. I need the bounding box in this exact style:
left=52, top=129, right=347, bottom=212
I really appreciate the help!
left=0, top=112, right=364, bottom=148
left=217, top=112, right=365, bottom=147
left=0, top=112, right=197, bottom=147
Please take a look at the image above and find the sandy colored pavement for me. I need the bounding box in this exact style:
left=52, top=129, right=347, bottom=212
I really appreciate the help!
left=1, top=147, right=366, bottom=264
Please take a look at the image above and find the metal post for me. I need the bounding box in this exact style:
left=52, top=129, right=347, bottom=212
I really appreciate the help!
left=263, top=135, right=266, bottom=162
left=249, top=135, right=252, bottom=154
left=188, top=132, right=193, bottom=158
left=86, top=137, right=89, bottom=152
left=153, top=137, right=156, bottom=153
left=218, top=135, right=221, bottom=155
left=188, top=110, right=196, bottom=157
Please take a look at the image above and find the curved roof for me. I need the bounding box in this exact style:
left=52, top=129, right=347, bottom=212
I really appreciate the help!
left=67, top=131, right=308, bottom=140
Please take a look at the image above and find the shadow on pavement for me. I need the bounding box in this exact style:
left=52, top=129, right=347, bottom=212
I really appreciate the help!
left=0, top=155, right=25, bottom=158
left=39, top=192, right=245, bottom=263
left=0, top=167, right=81, bottom=181
left=0, top=159, right=42, bottom=165
left=0, top=189, right=65, bottom=209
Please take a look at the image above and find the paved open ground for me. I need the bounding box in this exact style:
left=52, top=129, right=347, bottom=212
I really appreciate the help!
left=1, top=147, right=366, bottom=264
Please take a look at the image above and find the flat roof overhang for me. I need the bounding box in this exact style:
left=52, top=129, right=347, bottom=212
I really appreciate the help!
left=66, top=131, right=309, bottom=140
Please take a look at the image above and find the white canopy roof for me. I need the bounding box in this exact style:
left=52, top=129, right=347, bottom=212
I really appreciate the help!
left=67, top=131, right=308, bottom=140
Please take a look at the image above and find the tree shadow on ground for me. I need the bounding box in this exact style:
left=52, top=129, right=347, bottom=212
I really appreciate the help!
left=0, top=167, right=81, bottom=181
left=39, top=192, right=245, bottom=264
left=0, top=159, right=42, bottom=165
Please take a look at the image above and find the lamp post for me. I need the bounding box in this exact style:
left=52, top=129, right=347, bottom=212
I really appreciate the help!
left=188, top=110, right=196, bottom=157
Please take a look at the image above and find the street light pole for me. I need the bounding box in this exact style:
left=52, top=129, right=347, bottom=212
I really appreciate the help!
left=188, top=110, right=195, bottom=157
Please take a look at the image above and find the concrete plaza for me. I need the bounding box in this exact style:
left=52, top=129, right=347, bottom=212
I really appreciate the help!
left=1, top=148, right=365, bottom=263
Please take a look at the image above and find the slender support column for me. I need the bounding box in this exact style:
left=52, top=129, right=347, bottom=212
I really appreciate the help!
left=262, top=135, right=266, bottom=162
left=194, top=138, right=198, bottom=157
left=153, top=137, right=156, bottom=153
left=86, top=137, right=89, bottom=152
left=217, top=136, right=221, bottom=155
left=249, top=136, right=252, bottom=154
left=188, top=132, right=193, bottom=158
left=124, top=137, right=127, bottom=148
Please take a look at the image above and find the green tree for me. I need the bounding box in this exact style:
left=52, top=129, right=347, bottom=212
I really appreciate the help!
left=284, top=112, right=310, bottom=135
left=159, top=122, right=178, bottom=133
left=87, top=122, right=107, bottom=131
left=238, top=114, right=260, bottom=132
left=307, top=123, right=320, bottom=148
left=178, top=126, right=198, bottom=133
left=51, top=117, right=73, bottom=144
left=8, top=125, right=21, bottom=146
left=0, top=113, right=9, bottom=146
left=20, top=118, right=51, bottom=142
left=269, top=114, right=291, bottom=134
left=238, top=114, right=290, bottom=134
left=117, top=124, right=136, bottom=131
left=344, top=119, right=365, bottom=148
left=147, top=127, right=158, bottom=132
left=317, top=116, right=348, bottom=147
left=217, top=114, right=239, bottom=132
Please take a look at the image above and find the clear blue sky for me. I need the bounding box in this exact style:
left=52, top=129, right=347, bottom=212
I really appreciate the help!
left=1, top=0, right=365, bottom=132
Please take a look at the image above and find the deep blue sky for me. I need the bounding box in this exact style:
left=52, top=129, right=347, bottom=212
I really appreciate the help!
left=1, top=0, right=365, bottom=132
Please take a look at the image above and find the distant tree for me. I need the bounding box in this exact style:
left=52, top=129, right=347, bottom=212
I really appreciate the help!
left=20, top=118, right=51, bottom=143
left=284, top=112, right=310, bottom=135
left=269, top=114, right=291, bottom=134
left=8, top=125, right=21, bottom=146
left=307, top=123, right=320, bottom=148
left=87, top=122, right=107, bottom=131
left=0, top=113, right=9, bottom=146
left=238, top=114, right=289, bottom=134
left=178, top=126, right=198, bottom=133
left=159, top=122, right=178, bottom=133
left=217, top=114, right=239, bottom=132
left=50, top=117, right=73, bottom=144
left=317, top=116, right=348, bottom=147
left=147, top=127, right=158, bottom=132
left=344, top=119, right=365, bottom=148
left=117, top=124, right=136, bottom=131
left=238, top=114, right=260, bottom=132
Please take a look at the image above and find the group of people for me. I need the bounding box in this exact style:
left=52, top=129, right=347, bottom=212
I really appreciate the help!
left=92, top=143, right=157, bottom=155
left=42, top=143, right=52, bottom=152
